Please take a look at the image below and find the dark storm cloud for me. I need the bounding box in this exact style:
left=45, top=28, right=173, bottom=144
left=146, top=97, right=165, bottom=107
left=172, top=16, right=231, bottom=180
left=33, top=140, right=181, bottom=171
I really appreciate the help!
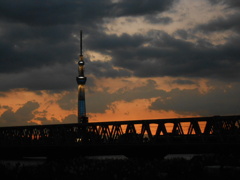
left=0, top=1, right=110, bottom=26
left=173, top=29, right=191, bottom=40
left=0, top=101, right=39, bottom=126
left=57, top=90, right=77, bottom=111
left=1, top=0, right=239, bottom=91
left=87, top=80, right=165, bottom=113
left=88, top=60, right=132, bottom=78
left=0, top=0, right=177, bottom=91
left=62, top=114, right=77, bottom=124
left=198, top=0, right=240, bottom=34
left=0, top=105, right=11, bottom=110
left=35, top=117, right=60, bottom=125
left=150, top=84, right=240, bottom=116
left=1, top=24, right=240, bottom=91
left=33, top=111, right=76, bottom=125
left=0, top=63, right=76, bottom=91
left=172, top=79, right=195, bottom=85
left=0, top=0, right=176, bottom=26
left=144, top=16, right=173, bottom=24
left=86, top=33, right=146, bottom=52
left=110, top=30, right=240, bottom=81
left=196, top=12, right=240, bottom=33
left=111, top=0, right=177, bottom=17
left=0, top=24, right=78, bottom=74
left=208, top=0, right=240, bottom=8
left=0, top=93, right=6, bottom=97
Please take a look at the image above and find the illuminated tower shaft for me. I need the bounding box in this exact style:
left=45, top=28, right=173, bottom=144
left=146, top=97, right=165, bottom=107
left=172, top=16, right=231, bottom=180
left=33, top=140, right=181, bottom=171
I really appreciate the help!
left=76, top=30, right=88, bottom=123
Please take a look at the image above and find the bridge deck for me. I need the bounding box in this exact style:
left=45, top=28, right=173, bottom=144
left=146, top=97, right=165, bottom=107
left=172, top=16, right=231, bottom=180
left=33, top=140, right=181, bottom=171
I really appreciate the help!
left=1, top=115, right=240, bottom=158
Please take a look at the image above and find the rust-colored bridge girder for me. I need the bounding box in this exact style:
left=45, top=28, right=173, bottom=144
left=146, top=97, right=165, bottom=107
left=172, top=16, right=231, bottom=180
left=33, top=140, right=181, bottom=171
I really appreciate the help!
left=0, top=115, right=240, bottom=157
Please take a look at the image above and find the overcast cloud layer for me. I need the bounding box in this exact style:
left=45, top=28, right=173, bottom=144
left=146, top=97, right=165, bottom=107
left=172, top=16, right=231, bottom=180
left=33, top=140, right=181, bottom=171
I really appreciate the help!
left=1, top=0, right=239, bottom=91
left=0, top=0, right=240, bottom=125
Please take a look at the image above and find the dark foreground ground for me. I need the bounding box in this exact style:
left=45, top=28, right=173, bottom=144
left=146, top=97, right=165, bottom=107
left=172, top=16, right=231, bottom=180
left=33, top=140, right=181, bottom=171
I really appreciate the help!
left=1, top=154, right=240, bottom=180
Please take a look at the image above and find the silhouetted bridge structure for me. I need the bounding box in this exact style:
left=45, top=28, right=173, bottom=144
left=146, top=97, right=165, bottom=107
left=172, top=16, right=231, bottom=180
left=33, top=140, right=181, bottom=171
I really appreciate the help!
left=1, top=115, right=240, bottom=158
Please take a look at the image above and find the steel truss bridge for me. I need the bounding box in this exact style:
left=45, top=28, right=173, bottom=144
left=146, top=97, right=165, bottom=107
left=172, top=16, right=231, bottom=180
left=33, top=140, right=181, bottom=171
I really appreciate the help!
left=1, top=115, right=240, bottom=158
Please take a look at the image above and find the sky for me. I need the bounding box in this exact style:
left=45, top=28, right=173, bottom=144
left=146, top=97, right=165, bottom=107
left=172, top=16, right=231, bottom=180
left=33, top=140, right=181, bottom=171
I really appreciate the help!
left=0, top=0, right=240, bottom=126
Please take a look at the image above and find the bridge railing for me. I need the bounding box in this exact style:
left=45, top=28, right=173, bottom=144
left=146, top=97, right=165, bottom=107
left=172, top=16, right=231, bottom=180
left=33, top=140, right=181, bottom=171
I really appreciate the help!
left=1, top=115, right=240, bottom=146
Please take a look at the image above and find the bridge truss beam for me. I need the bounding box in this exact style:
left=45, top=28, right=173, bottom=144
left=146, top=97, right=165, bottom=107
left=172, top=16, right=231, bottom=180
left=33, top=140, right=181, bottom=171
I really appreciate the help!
left=1, top=115, right=240, bottom=157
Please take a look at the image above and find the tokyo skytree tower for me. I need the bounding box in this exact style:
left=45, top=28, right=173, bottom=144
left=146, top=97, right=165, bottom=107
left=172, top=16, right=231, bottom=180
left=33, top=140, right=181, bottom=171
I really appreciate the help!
left=76, top=30, right=88, bottom=123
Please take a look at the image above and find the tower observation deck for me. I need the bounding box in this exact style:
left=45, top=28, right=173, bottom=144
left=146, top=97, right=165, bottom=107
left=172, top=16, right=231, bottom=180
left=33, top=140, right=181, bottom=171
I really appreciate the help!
left=76, top=30, right=88, bottom=123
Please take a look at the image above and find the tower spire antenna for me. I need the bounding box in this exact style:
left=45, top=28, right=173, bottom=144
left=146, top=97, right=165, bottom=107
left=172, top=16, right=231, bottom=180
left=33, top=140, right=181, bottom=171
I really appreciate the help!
left=80, top=30, right=82, bottom=56
left=76, top=30, right=88, bottom=123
